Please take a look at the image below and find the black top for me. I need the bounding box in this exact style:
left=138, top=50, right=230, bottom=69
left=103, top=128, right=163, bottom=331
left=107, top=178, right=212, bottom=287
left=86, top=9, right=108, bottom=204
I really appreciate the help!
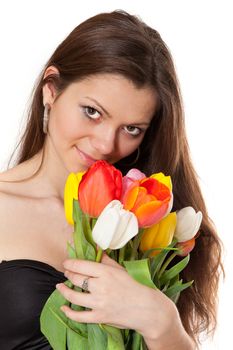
left=0, top=259, right=66, bottom=350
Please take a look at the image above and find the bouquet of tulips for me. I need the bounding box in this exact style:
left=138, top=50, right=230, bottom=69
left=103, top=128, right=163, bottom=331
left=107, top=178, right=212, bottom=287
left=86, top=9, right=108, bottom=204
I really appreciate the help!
left=40, top=160, right=202, bottom=349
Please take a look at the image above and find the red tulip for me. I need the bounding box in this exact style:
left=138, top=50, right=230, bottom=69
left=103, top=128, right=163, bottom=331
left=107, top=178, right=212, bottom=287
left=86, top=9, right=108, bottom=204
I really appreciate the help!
left=78, top=160, right=122, bottom=217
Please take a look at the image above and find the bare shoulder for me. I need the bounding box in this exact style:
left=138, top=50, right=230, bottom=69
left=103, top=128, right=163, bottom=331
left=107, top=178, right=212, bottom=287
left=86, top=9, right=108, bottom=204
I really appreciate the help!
left=0, top=163, right=41, bottom=231
left=0, top=171, right=27, bottom=230
left=0, top=152, right=43, bottom=194
left=0, top=168, right=70, bottom=268
left=0, top=171, right=17, bottom=209
left=0, top=167, right=23, bottom=208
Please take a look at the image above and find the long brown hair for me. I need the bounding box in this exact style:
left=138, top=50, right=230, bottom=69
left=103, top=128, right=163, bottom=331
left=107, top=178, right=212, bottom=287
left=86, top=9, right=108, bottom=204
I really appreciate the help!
left=4, top=10, right=223, bottom=345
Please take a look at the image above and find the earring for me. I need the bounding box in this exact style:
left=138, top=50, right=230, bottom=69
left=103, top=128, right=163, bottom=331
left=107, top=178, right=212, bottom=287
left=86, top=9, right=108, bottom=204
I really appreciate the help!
left=119, top=147, right=140, bottom=167
left=43, top=103, right=50, bottom=134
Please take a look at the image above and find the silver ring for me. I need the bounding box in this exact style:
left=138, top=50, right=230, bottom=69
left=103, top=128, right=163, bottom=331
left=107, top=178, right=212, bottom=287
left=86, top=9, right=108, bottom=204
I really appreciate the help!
left=82, top=277, right=91, bottom=292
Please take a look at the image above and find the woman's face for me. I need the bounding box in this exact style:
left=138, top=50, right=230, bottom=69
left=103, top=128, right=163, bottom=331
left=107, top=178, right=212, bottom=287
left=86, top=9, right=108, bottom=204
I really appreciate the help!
left=43, top=72, right=158, bottom=173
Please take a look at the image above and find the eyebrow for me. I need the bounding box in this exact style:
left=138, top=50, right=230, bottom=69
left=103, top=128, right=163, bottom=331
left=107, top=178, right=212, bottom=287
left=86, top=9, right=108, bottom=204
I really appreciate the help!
left=83, top=96, right=151, bottom=126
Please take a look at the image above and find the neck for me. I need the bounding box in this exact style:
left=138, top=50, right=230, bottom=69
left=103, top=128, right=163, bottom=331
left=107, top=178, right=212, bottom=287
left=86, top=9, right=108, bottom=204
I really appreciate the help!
left=16, top=137, right=74, bottom=202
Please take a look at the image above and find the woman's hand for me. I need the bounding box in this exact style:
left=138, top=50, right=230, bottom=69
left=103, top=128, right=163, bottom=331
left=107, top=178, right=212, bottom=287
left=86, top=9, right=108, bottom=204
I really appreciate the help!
left=56, top=253, right=193, bottom=348
left=56, top=252, right=153, bottom=331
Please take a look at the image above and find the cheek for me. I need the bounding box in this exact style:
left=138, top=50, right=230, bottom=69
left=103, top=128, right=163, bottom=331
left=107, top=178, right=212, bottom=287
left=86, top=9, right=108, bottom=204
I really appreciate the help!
left=118, top=135, right=143, bottom=159
left=50, top=106, right=83, bottom=144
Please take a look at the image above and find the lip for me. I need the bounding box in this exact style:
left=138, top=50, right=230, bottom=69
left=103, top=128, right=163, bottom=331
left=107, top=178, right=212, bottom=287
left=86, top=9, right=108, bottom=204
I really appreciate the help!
left=75, top=146, right=97, bottom=167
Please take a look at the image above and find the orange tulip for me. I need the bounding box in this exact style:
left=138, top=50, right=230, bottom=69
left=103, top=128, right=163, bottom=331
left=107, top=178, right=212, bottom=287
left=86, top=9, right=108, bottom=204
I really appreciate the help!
left=122, top=173, right=173, bottom=227
left=176, top=238, right=196, bottom=256
left=78, top=160, right=122, bottom=218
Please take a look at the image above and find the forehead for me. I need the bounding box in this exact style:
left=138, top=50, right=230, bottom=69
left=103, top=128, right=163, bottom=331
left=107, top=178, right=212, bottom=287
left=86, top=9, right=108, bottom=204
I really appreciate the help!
left=68, top=73, right=158, bottom=121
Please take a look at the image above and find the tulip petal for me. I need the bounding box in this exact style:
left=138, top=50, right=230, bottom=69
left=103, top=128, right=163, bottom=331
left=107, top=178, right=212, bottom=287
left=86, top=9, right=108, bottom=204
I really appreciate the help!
left=78, top=160, right=122, bottom=217
left=131, top=187, right=155, bottom=212
left=92, top=200, right=138, bottom=250
left=140, top=212, right=176, bottom=256
left=150, top=173, right=172, bottom=191
left=140, top=222, right=160, bottom=252
left=109, top=211, right=138, bottom=249
left=141, top=178, right=171, bottom=201
left=135, top=201, right=169, bottom=227
left=121, top=169, right=145, bottom=200
left=76, top=172, right=85, bottom=196
left=165, top=193, right=173, bottom=217
left=125, top=169, right=146, bottom=181
left=109, top=210, right=131, bottom=247
left=177, top=238, right=196, bottom=256
left=156, top=212, right=176, bottom=246
left=175, top=207, right=197, bottom=242
left=175, top=207, right=203, bottom=242
left=192, top=211, right=203, bottom=237
left=92, top=207, right=120, bottom=250
left=64, top=173, right=81, bottom=225
left=122, top=181, right=140, bottom=211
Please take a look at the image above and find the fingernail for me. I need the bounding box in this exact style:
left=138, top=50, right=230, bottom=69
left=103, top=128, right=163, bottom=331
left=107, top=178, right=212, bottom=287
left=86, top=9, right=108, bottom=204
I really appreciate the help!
left=60, top=306, right=66, bottom=313
left=56, top=283, right=62, bottom=289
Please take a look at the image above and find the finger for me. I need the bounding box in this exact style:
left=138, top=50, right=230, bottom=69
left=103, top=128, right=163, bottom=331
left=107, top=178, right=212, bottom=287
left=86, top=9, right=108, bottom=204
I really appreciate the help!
left=64, top=270, right=96, bottom=292
left=63, top=259, right=110, bottom=277
left=60, top=305, right=100, bottom=323
left=61, top=305, right=127, bottom=328
left=56, top=282, right=93, bottom=308
left=101, top=252, right=125, bottom=270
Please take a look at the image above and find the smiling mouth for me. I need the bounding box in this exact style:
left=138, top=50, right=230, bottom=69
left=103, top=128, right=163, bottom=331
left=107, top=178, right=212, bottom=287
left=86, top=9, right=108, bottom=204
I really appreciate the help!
left=75, top=146, right=98, bottom=166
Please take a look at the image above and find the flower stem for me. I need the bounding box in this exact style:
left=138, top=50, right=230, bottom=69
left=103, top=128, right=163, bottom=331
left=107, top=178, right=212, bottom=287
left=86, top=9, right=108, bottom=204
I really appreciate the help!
left=96, top=248, right=103, bottom=262
left=119, top=245, right=126, bottom=265
left=130, top=228, right=144, bottom=261
left=132, top=331, right=142, bottom=348
left=158, top=252, right=177, bottom=278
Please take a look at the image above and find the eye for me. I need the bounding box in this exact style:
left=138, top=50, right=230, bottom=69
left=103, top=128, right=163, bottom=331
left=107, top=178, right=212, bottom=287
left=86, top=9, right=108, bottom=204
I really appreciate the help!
left=123, top=125, right=143, bottom=137
left=82, top=106, right=101, bottom=120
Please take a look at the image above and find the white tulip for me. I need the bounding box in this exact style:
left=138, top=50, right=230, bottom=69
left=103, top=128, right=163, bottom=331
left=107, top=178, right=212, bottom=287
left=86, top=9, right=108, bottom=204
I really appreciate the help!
left=92, top=200, right=138, bottom=250
left=174, top=206, right=202, bottom=242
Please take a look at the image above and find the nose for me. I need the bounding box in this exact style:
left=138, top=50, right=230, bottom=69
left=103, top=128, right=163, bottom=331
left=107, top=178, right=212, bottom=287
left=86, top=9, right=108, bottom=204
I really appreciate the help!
left=90, top=128, right=117, bottom=156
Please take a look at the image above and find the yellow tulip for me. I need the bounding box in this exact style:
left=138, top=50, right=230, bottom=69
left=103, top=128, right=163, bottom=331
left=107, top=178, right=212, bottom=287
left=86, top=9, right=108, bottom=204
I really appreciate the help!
left=64, top=172, right=85, bottom=225
left=139, top=212, right=177, bottom=256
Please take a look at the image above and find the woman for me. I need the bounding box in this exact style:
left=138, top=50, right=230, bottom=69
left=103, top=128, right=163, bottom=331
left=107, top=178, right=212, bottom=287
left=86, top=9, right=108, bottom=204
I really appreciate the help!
left=0, top=10, right=223, bottom=349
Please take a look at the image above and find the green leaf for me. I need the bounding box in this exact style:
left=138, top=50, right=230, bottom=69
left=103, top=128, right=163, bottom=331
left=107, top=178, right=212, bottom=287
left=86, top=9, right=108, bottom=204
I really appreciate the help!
left=141, top=246, right=178, bottom=259
left=87, top=323, right=108, bottom=349
left=150, top=251, right=170, bottom=281
left=41, top=280, right=89, bottom=349
left=83, top=213, right=96, bottom=248
left=160, top=255, right=190, bottom=286
left=129, top=229, right=144, bottom=260
left=169, top=273, right=180, bottom=286
left=73, top=198, right=83, bottom=223
left=73, top=200, right=96, bottom=261
left=132, top=331, right=142, bottom=350
left=120, top=240, right=134, bottom=262
left=40, top=281, right=71, bottom=349
left=68, top=287, right=88, bottom=337
left=67, top=241, right=77, bottom=259
left=164, top=280, right=194, bottom=299
left=100, top=324, right=125, bottom=350
left=141, top=337, right=148, bottom=350
left=123, top=259, right=157, bottom=289
left=67, top=327, right=88, bottom=350
left=149, top=240, right=178, bottom=280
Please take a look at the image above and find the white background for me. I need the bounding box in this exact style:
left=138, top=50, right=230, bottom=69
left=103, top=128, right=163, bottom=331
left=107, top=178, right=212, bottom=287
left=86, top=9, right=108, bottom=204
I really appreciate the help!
left=0, top=1, right=232, bottom=348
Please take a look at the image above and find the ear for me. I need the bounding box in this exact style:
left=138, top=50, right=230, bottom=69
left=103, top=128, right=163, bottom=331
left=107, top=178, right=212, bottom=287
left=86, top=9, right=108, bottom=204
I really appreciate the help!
left=42, top=65, right=60, bottom=106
